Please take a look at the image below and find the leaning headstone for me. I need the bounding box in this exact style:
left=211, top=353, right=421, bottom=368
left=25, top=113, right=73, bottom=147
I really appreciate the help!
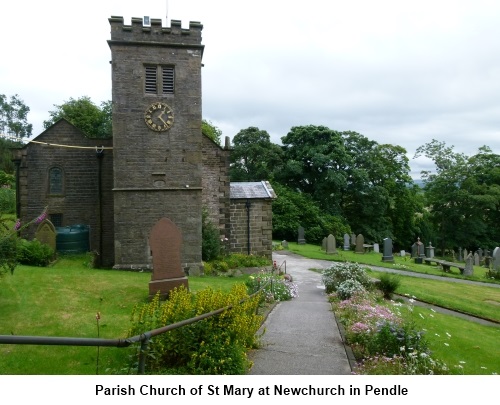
left=373, top=243, right=380, bottom=253
left=474, top=252, right=480, bottom=266
left=343, top=233, right=350, bottom=251
left=35, top=219, right=57, bottom=253
left=382, top=238, right=394, bottom=263
left=322, top=237, right=327, bottom=251
left=463, top=253, right=474, bottom=276
left=355, top=234, right=365, bottom=253
left=148, top=217, right=189, bottom=299
left=326, top=234, right=337, bottom=255
left=492, top=247, right=500, bottom=271
left=297, top=226, right=306, bottom=245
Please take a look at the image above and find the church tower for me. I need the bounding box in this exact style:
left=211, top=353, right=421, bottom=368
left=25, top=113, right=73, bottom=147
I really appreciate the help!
left=108, top=17, right=204, bottom=272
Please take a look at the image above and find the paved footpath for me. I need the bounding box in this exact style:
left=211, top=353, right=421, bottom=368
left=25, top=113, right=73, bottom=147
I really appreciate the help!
left=247, top=252, right=353, bottom=375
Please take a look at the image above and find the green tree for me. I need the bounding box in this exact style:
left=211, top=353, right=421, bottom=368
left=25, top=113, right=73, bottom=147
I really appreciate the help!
left=415, top=140, right=500, bottom=252
left=0, top=94, right=33, bottom=139
left=43, top=96, right=112, bottom=138
left=230, top=127, right=284, bottom=181
left=201, top=119, right=223, bottom=145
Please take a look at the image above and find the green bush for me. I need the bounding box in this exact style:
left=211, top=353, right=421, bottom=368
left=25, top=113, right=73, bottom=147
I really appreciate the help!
left=16, top=238, right=54, bottom=267
left=376, top=273, right=402, bottom=299
left=0, top=188, right=16, bottom=214
left=245, top=272, right=299, bottom=302
left=128, top=284, right=263, bottom=374
left=201, top=209, right=221, bottom=261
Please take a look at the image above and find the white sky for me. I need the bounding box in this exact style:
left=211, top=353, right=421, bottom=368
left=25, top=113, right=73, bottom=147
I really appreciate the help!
left=2, top=0, right=500, bottom=178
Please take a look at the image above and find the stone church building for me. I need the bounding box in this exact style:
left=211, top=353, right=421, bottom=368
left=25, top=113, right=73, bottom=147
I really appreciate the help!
left=12, top=16, right=275, bottom=273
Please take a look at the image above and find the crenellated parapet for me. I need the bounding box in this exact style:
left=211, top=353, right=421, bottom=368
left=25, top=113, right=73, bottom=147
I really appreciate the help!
left=109, top=16, right=203, bottom=45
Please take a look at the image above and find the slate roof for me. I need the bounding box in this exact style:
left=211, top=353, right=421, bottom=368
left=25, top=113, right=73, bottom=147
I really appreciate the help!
left=230, top=181, right=277, bottom=200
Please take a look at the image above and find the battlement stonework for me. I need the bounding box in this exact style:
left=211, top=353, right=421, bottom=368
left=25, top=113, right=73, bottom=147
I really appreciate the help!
left=109, top=16, right=203, bottom=46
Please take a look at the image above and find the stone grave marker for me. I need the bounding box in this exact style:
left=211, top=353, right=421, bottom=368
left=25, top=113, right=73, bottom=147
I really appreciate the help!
left=493, top=247, right=500, bottom=271
left=458, top=247, right=463, bottom=262
left=478, top=248, right=483, bottom=261
left=343, top=233, right=350, bottom=251
left=355, top=234, right=365, bottom=253
left=35, top=219, right=56, bottom=253
left=148, top=217, right=189, bottom=299
left=373, top=243, right=380, bottom=253
left=298, top=226, right=306, bottom=245
left=463, top=249, right=468, bottom=262
left=351, top=233, right=356, bottom=246
left=464, top=253, right=474, bottom=276
left=281, top=240, right=288, bottom=249
left=382, top=237, right=394, bottom=263
left=322, top=237, right=327, bottom=251
left=426, top=242, right=435, bottom=258
left=474, top=252, right=480, bottom=266
left=400, top=250, right=406, bottom=257
left=326, top=234, right=337, bottom=255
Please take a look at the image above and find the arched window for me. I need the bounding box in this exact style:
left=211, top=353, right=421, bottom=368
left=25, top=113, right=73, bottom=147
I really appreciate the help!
left=49, top=167, right=63, bottom=195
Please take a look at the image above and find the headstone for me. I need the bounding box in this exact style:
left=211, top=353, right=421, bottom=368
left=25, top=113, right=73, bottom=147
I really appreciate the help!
left=493, top=247, right=500, bottom=271
left=148, top=217, right=189, bottom=299
left=351, top=233, right=356, bottom=246
left=463, top=253, right=474, bottom=276
left=400, top=250, right=406, bottom=257
left=373, top=243, right=379, bottom=253
left=35, top=219, right=57, bottom=253
left=411, top=243, right=417, bottom=258
left=343, top=233, right=350, bottom=251
left=477, top=248, right=483, bottom=261
left=355, top=234, right=365, bottom=253
left=297, top=226, right=306, bottom=245
left=426, top=242, right=435, bottom=258
left=326, top=234, right=337, bottom=255
left=382, top=237, right=394, bottom=262
left=463, top=249, right=468, bottom=262
left=474, top=252, right=480, bottom=266
left=322, top=237, right=327, bottom=251
left=281, top=240, right=288, bottom=249
left=458, top=247, right=463, bottom=262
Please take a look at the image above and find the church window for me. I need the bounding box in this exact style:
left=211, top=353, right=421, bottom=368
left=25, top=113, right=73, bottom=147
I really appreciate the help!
left=49, top=167, right=63, bottom=195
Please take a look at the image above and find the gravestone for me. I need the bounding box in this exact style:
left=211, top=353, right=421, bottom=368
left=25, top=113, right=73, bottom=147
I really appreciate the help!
left=463, top=249, right=468, bottom=262
left=458, top=247, right=463, bottom=262
left=148, top=217, right=189, bottom=299
left=373, top=243, right=380, bottom=253
left=412, top=237, right=425, bottom=263
left=355, top=234, right=365, bottom=253
left=382, top=237, right=394, bottom=263
left=426, top=242, right=435, bottom=258
left=326, top=234, right=337, bottom=255
left=474, top=252, right=480, bottom=266
left=35, top=219, right=57, bottom=252
left=343, top=233, right=350, bottom=251
left=322, top=237, right=327, bottom=251
left=463, top=253, right=474, bottom=276
left=297, top=226, right=306, bottom=245
left=400, top=250, right=406, bottom=257
left=477, top=248, right=483, bottom=261
left=351, top=233, right=356, bottom=246
left=281, top=240, right=288, bottom=249
left=493, top=247, right=500, bottom=271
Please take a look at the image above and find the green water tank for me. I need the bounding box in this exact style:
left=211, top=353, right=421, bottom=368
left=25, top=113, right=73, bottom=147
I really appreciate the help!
left=56, top=225, right=90, bottom=254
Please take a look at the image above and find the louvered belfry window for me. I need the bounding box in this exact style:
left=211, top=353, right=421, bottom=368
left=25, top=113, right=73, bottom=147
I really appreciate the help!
left=145, top=65, right=175, bottom=95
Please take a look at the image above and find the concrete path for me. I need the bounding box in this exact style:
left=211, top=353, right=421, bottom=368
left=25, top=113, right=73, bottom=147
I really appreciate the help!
left=247, top=252, right=352, bottom=375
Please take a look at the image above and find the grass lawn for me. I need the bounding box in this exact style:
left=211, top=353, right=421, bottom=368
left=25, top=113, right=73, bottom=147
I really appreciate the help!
left=0, top=255, right=253, bottom=375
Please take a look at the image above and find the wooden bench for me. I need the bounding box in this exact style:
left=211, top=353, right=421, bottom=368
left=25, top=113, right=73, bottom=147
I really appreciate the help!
left=423, top=258, right=465, bottom=274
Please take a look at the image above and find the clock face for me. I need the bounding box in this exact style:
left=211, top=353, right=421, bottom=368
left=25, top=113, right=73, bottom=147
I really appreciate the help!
left=144, top=102, right=174, bottom=132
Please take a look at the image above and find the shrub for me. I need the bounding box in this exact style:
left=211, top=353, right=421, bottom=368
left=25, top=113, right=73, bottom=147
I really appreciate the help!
left=246, top=272, right=299, bottom=302
left=128, top=284, right=263, bottom=374
left=16, top=238, right=54, bottom=267
left=322, top=262, right=372, bottom=294
left=336, top=279, right=366, bottom=300
left=0, top=188, right=16, bottom=214
left=376, top=273, right=402, bottom=299
left=201, top=208, right=220, bottom=261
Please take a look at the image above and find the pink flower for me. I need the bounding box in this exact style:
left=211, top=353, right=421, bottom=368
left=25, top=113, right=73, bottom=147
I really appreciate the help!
left=13, top=219, right=21, bottom=230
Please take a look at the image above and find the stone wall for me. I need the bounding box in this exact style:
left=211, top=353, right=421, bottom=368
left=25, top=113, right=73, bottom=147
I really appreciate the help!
left=229, top=199, right=273, bottom=260
left=201, top=135, right=231, bottom=239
